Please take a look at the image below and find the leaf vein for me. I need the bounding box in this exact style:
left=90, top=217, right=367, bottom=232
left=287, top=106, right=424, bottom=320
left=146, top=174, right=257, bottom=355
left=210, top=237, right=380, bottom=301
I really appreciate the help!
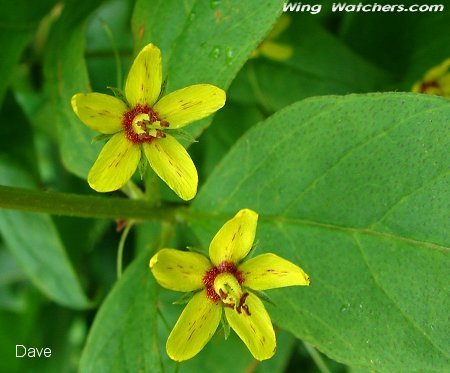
left=282, top=103, right=449, bottom=216
left=352, top=234, right=450, bottom=360
left=216, top=100, right=344, bottom=209
left=369, top=172, right=450, bottom=228
left=263, top=215, right=450, bottom=252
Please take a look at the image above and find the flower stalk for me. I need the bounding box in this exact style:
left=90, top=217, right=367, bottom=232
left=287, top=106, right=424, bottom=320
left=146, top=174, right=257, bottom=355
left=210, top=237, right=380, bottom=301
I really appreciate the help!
left=0, top=185, right=183, bottom=221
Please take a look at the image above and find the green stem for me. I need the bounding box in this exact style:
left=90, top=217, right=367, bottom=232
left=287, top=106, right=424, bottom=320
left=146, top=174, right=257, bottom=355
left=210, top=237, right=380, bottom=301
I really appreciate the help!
left=303, top=341, right=331, bottom=373
left=247, top=61, right=275, bottom=117
left=157, top=306, right=171, bottom=332
left=0, top=185, right=185, bottom=221
left=116, top=222, right=134, bottom=280
left=100, top=18, right=123, bottom=89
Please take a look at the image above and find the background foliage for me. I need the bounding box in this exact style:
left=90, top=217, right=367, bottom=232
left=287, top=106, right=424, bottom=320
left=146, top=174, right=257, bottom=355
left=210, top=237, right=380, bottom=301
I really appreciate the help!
left=0, top=0, right=448, bottom=372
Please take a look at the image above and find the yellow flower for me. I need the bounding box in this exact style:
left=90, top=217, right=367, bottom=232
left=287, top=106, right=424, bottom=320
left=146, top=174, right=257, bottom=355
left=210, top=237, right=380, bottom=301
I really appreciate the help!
left=412, top=58, right=450, bottom=98
left=149, top=209, right=310, bottom=361
left=71, top=44, right=226, bottom=200
left=251, top=15, right=293, bottom=61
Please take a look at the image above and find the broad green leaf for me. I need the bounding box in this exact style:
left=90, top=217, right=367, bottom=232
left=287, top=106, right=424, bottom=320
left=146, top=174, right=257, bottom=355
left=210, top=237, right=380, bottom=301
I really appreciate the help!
left=43, top=0, right=105, bottom=178
left=80, top=251, right=161, bottom=373
left=0, top=247, right=27, bottom=312
left=0, top=0, right=56, bottom=106
left=132, top=0, right=286, bottom=138
left=0, top=95, right=89, bottom=309
left=190, top=93, right=450, bottom=371
left=0, top=158, right=90, bottom=309
left=191, top=101, right=264, bottom=181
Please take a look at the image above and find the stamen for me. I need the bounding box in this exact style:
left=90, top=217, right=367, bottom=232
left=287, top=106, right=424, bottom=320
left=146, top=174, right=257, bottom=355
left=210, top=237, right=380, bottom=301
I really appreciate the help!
left=242, top=304, right=251, bottom=316
left=219, top=289, right=228, bottom=300
left=202, top=261, right=244, bottom=303
left=236, top=292, right=249, bottom=314
left=156, top=130, right=166, bottom=138
left=419, top=80, right=442, bottom=94
left=211, top=271, right=251, bottom=315
left=122, top=103, right=169, bottom=144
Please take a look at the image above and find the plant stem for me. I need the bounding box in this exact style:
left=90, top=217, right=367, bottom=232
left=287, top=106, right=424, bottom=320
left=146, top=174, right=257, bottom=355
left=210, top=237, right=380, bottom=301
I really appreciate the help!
left=303, top=341, right=331, bottom=373
left=247, top=61, right=275, bottom=117
left=0, top=185, right=184, bottom=221
left=116, top=222, right=134, bottom=280
left=100, top=18, right=123, bottom=89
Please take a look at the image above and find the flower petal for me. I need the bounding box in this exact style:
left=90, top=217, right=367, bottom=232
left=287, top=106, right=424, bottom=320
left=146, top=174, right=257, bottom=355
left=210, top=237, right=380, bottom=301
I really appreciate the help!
left=167, top=291, right=222, bottom=361
left=225, top=292, right=276, bottom=361
left=153, top=84, right=226, bottom=129
left=260, top=41, right=293, bottom=61
left=423, top=58, right=450, bottom=81
left=88, top=133, right=140, bottom=192
left=71, top=93, right=127, bottom=134
left=125, top=43, right=162, bottom=107
left=209, top=209, right=258, bottom=266
left=267, top=14, right=291, bottom=40
left=149, top=249, right=211, bottom=292
left=143, top=135, right=198, bottom=200
left=239, top=253, right=310, bottom=290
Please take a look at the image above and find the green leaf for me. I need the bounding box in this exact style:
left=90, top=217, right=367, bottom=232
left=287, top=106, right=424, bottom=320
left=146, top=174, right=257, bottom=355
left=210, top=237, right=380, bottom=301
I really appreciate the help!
left=190, top=93, right=450, bottom=371
left=0, top=158, right=90, bottom=309
left=79, top=251, right=162, bottom=372
left=91, top=133, right=113, bottom=143
left=0, top=248, right=27, bottom=312
left=0, top=0, right=57, bottom=106
left=172, top=291, right=196, bottom=305
left=106, top=86, right=128, bottom=105
left=221, top=310, right=230, bottom=340
left=43, top=0, right=105, bottom=178
left=132, top=0, right=286, bottom=138
left=0, top=95, right=89, bottom=309
left=168, top=129, right=199, bottom=144
left=249, top=289, right=275, bottom=307
left=190, top=101, right=264, bottom=181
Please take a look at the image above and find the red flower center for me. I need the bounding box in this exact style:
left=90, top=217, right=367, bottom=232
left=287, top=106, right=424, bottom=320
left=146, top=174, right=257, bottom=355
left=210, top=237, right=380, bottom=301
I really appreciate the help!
left=122, top=103, right=169, bottom=144
left=202, top=261, right=244, bottom=302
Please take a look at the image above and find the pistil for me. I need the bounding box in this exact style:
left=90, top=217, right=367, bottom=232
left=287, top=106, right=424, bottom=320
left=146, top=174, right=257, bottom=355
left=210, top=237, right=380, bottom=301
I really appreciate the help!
left=214, top=272, right=243, bottom=308
left=202, top=261, right=250, bottom=314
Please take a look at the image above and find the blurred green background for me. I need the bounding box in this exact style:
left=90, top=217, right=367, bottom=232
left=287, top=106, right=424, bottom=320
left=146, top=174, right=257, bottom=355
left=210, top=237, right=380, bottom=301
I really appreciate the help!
left=0, top=0, right=448, bottom=372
